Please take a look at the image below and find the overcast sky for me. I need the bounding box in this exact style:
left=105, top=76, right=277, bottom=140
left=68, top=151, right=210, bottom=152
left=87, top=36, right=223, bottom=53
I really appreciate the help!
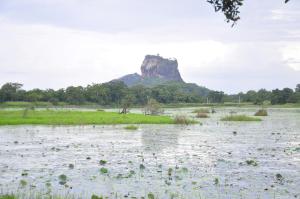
left=0, top=0, right=299, bottom=93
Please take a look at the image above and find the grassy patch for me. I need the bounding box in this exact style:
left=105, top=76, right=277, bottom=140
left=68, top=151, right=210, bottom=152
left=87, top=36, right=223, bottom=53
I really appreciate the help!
left=254, top=109, right=268, bottom=116
left=0, top=195, right=16, bottom=199
left=221, top=115, right=262, bottom=122
left=174, top=115, right=198, bottom=125
left=124, top=125, right=138, bottom=130
left=0, top=110, right=174, bottom=125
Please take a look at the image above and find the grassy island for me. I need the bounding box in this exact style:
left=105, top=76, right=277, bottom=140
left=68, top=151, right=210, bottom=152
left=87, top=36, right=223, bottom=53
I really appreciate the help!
left=221, top=115, right=262, bottom=122
left=0, top=110, right=174, bottom=125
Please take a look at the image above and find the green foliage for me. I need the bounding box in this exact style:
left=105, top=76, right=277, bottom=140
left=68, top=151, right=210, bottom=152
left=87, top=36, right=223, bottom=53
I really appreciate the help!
left=1, top=82, right=299, bottom=106
left=147, top=193, right=155, bottom=199
left=100, top=167, right=108, bottom=174
left=207, top=0, right=290, bottom=26
left=208, top=91, right=225, bottom=103
left=221, top=115, right=262, bottom=122
left=91, top=195, right=103, bottom=199
left=124, top=125, right=138, bottom=130
left=99, top=160, right=107, bottom=165
left=0, top=110, right=174, bottom=125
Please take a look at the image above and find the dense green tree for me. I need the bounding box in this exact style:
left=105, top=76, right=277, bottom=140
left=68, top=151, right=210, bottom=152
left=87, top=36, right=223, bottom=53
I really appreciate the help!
left=25, top=89, right=44, bottom=102
left=296, top=84, right=300, bottom=92
left=85, top=84, right=109, bottom=105
left=65, top=86, right=86, bottom=105
left=0, top=82, right=23, bottom=101
left=0, top=82, right=299, bottom=106
left=208, top=91, right=225, bottom=103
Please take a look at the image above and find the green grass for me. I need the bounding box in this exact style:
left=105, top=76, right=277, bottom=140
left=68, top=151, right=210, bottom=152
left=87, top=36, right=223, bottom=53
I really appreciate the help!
left=221, top=115, right=262, bottom=122
left=124, top=125, right=138, bottom=130
left=0, top=195, right=16, bottom=199
left=0, top=194, right=75, bottom=199
left=0, top=110, right=174, bottom=125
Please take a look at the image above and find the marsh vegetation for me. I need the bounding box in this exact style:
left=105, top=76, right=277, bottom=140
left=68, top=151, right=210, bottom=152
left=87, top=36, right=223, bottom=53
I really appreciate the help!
left=0, top=107, right=299, bottom=199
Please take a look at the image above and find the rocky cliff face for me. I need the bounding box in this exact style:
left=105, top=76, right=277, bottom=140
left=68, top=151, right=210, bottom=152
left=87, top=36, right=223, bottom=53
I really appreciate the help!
left=141, top=55, right=183, bottom=82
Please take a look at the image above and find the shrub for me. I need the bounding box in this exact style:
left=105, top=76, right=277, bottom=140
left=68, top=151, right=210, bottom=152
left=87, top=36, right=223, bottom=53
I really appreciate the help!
left=174, top=115, right=197, bottom=125
left=144, top=99, right=164, bottom=115
left=196, top=112, right=209, bottom=118
left=254, top=109, right=268, bottom=116
left=221, top=115, right=262, bottom=121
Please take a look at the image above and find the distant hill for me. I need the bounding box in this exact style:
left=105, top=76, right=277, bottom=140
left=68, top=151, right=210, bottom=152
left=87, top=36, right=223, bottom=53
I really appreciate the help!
left=115, top=55, right=211, bottom=96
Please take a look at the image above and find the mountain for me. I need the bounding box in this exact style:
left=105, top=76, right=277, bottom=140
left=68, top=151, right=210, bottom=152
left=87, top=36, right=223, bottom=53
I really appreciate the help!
left=141, top=55, right=183, bottom=82
left=116, top=55, right=211, bottom=96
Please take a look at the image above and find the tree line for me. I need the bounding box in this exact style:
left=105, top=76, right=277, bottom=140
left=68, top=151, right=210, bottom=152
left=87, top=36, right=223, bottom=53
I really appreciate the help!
left=0, top=82, right=299, bottom=106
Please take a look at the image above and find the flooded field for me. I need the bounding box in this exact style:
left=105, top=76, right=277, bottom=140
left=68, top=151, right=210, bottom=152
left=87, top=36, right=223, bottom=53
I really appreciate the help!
left=0, top=108, right=299, bottom=199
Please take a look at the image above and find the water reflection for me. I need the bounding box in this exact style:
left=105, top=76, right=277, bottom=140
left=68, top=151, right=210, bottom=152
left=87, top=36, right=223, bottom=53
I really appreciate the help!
left=141, top=126, right=179, bottom=152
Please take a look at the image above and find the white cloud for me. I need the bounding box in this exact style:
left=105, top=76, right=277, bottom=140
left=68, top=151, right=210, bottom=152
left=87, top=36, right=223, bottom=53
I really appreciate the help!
left=0, top=21, right=235, bottom=90
left=281, top=43, right=300, bottom=71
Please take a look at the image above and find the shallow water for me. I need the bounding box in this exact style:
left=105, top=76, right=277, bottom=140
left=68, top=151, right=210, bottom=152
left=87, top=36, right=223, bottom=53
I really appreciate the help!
left=0, top=108, right=299, bottom=199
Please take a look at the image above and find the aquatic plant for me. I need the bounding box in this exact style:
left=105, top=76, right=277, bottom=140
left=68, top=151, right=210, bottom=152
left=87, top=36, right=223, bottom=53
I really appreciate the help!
left=91, top=195, right=103, bottom=199
left=124, top=125, right=138, bottom=130
left=68, top=164, right=74, bottom=169
left=254, top=109, right=268, bottom=116
left=21, top=171, right=28, bottom=176
left=221, top=115, right=262, bottom=121
left=168, top=168, right=173, bottom=176
left=58, top=174, right=67, bottom=185
left=139, top=164, right=146, bottom=170
left=100, top=167, right=108, bottom=174
left=276, top=173, right=284, bottom=181
left=147, top=193, right=155, bottom=199
left=246, top=159, right=258, bottom=166
left=214, top=178, right=219, bottom=185
left=99, top=160, right=107, bottom=165
left=19, top=180, right=27, bottom=187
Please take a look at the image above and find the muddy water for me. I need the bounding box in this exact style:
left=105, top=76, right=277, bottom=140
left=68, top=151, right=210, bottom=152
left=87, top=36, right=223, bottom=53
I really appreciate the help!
left=0, top=108, right=299, bottom=199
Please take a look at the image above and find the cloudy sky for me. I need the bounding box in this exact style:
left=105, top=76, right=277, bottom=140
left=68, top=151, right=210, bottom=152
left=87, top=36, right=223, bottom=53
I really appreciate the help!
left=0, top=0, right=299, bottom=93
